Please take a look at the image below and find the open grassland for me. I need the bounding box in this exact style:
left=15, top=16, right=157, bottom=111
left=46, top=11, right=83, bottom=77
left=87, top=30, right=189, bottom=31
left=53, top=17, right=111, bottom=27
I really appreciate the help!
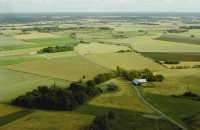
left=140, top=52, right=200, bottom=61
left=2, top=55, right=112, bottom=81
left=88, top=77, right=157, bottom=114
left=0, top=35, right=28, bottom=46
left=43, top=51, right=78, bottom=58
left=155, top=34, right=200, bottom=45
left=0, top=104, right=21, bottom=117
left=85, top=52, right=165, bottom=71
left=0, top=110, right=95, bottom=130
left=0, top=68, right=72, bottom=103
left=55, top=32, right=70, bottom=36
left=154, top=68, right=200, bottom=82
left=163, top=61, right=200, bottom=68
left=13, top=32, right=63, bottom=39
left=140, top=92, right=200, bottom=122
left=180, top=73, right=200, bottom=87
left=1, top=37, right=78, bottom=50
left=169, top=30, right=200, bottom=38
left=77, top=42, right=129, bottom=54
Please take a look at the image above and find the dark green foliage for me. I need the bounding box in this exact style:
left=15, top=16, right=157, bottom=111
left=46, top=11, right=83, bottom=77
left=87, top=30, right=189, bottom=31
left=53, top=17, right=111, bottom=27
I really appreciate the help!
left=0, top=33, right=3, bottom=35
left=164, top=60, right=180, bottom=64
left=86, top=80, right=96, bottom=87
left=108, top=111, right=115, bottom=119
left=180, top=26, right=200, bottom=29
left=191, top=35, right=195, bottom=37
left=138, top=30, right=144, bottom=32
left=166, top=29, right=188, bottom=33
left=171, top=65, right=190, bottom=69
left=192, top=65, right=200, bottom=68
left=98, top=27, right=114, bottom=30
left=183, top=92, right=198, bottom=97
left=156, top=74, right=164, bottom=81
left=156, top=59, right=162, bottom=64
left=117, top=49, right=132, bottom=53
left=112, top=35, right=128, bottom=38
left=171, top=92, right=199, bottom=101
left=93, top=73, right=116, bottom=84
left=37, top=45, right=74, bottom=54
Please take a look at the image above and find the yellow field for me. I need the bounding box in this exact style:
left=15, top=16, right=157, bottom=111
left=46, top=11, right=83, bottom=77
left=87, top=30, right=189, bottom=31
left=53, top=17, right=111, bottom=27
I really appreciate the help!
left=0, top=110, right=95, bottom=130
left=154, top=68, right=200, bottom=82
left=163, top=62, right=200, bottom=68
left=0, top=104, right=21, bottom=117
left=133, top=39, right=200, bottom=48
left=77, top=42, right=129, bottom=54
left=0, top=30, right=21, bottom=34
left=43, top=51, right=78, bottom=58
left=13, top=32, right=63, bottom=39
left=2, top=55, right=112, bottom=81
left=85, top=52, right=165, bottom=71
left=180, top=73, right=200, bottom=87
left=88, top=77, right=157, bottom=114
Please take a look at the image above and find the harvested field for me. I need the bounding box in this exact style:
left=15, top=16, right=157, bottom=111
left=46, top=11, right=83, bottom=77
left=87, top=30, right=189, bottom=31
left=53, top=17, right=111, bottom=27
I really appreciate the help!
left=43, top=51, right=78, bottom=58
left=2, top=55, right=112, bottom=81
left=88, top=77, right=157, bottom=114
left=77, top=42, right=129, bottom=54
left=0, top=35, right=27, bottom=46
left=155, top=34, right=200, bottom=45
left=163, top=62, right=200, bottom=68
left=154, top=68, right=200, bottom=82
left=0, top=68, right=72, bottom=103
left=140, top=52, right=200, bottom=61
left=143, top=82, right=187, bottom=96
left=0, top=110, right=95, bottom=130
left=0, top=104, right=21, bottom=117
left=85, top=52, right=165, bottom=71
left=13, top=32, right=63, bottom=39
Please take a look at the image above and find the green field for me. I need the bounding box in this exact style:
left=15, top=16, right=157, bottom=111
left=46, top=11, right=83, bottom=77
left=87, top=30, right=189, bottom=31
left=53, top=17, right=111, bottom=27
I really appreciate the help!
left=0, top=38, right=78, bottom=50
left=0, top=54, right=50, bottom=66
left=55, top=32, right=71, bottom=36
left=140, top=91, right=200, bottom=122
left=0, top=35, right=27, bottom=46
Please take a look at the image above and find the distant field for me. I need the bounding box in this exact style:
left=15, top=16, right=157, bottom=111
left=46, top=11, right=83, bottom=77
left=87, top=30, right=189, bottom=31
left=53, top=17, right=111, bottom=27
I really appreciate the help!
left=88, top=77, right=157, bottom=114
left=43, top=51, right=78, bottom=58
left=0, top=68, right=72, bottom=103
left=168, top=30, right=200, bottom=38
left=0, top=30, right=21, bottom=34
left=13, top=32, right=63, bottom=39
left=1, top=37, right=78, bottom=50
left=163, top=61, right=200, bottom=68
left=180, top=73, right=200, bottom=87
left=55, top=32, right=70, bottom=36
left=85, top=52, right=165, bottom=71
left=155, top=34, right=200, bottom=45
left=0, top=35, right=27, bottom=46
left=77, top=42, right=129, bottom=54
left=0, top=110, right=95, bottom=130
left=0, top=104, right=21, bottom=117
left=154, top=68, right=200, bottom=82
left=2, top=55, right=112, bottom=81
left=140, top=52, right=200, bottom=61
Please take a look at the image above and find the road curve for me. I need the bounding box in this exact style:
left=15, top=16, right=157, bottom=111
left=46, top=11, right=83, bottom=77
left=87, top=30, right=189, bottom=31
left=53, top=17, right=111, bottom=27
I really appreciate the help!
left=74, top=37, right=187, bottom=130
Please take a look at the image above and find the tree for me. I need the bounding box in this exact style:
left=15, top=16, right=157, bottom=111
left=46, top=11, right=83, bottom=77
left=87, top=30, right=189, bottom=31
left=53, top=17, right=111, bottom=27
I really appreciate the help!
left=156, top=74, right=164, bottom=81
left=108, top=111, right=115, bottom=119
left=86, top=80, right=96, bottom=87
left=191, top=35, right=195, bottom=37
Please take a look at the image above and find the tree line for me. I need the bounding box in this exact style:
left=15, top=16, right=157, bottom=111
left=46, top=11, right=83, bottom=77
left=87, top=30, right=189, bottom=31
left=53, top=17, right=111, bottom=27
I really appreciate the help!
left=37, top=45, right=74, bottom=54
left=166, top=29, right=188, bottom=33
left=164, top=60, right=180, bottom=64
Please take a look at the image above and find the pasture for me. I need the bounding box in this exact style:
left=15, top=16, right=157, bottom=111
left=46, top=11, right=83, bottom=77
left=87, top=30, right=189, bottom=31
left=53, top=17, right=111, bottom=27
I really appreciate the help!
left=2, top=55, right=112, bottom=81
left=88, top=77, right=157, bottom=114
left=140, top=52, right=200, bottom=61
left=0, top=68, right=72, bottom=103
left=77, top=42, right=129, bottom=54
left=168, top=30, right=200, bottom=38
left=0, top=35, right=27, bottom=46
left=13, top=32, right=63, bottom=39
left=85, top=52, right=165, bottom=71
left=0, top=110, right=95, bottom=130
left=180, top=73, right=200, bottom=87
left=1, top=37, right=78, bottom=50
left=55, top=32, right=70, bottom=36
left=0, top=104, right=21, bottom=117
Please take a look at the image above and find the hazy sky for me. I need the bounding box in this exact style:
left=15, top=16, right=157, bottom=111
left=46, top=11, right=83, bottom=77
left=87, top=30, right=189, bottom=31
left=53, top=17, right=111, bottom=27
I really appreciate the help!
left=0, top=0, right=200, bottom=13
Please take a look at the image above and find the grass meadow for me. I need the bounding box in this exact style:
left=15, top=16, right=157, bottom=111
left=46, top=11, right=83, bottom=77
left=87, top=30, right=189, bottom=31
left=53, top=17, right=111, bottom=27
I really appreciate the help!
left=0, top=35, right=27, bottom=46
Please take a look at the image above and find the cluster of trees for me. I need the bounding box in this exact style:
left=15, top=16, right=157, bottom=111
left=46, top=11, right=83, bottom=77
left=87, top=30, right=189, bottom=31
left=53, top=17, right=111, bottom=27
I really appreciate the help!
left=171, top=65, right=190, bottom=69
left=112, top=35, right=128, bottom=38
left=37, top=46, right=74, bottom=53
left=115, top=66, right=164, bottom=81
left=80, top=40, right=90, bottom=44
left=166, top=29, right=188, bottom=33
left=171, top=92, right=200, bottom=101
left=98, top=27, right=114, bottom=30
left=156, top=59, right=162, bottom=65
left=92, top=72, right=116, bottom=85
left=117, top=49, right=133, bottom=53
left=192, top=65, right=200, bottom=68
left=12, top=81, right=101, bottom=110
left=180, top=26, right=200, bottom=29
left=164, top=60, right=180, bottom=64
left=0, top=33, right=3, bottom=35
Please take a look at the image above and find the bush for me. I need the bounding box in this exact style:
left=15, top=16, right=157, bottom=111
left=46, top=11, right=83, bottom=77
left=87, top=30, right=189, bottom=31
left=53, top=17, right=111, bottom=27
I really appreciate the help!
left=182, top=92, right=198, bottom=97
left=164, top=60, right=180, bottom=64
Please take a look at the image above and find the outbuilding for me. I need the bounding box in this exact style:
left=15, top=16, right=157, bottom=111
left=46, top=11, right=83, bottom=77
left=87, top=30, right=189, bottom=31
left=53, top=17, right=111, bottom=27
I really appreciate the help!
left=133, top=79, right=147, bottom=86
left=99, top=82, right=118, bottom=93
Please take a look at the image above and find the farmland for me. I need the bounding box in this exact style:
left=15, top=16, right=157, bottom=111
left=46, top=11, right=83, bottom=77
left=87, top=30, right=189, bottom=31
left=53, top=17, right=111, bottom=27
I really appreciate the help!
left=163, top=61, right=200, bottom=68
left=85, top=52, right=165, bottom=71
left=0, top=104, right=21, bottom=117
left=0, top=35, right=27, bottom=46
left=2, top=55, right=112, bottom=81
left=13, top=32, right=63, bottom=39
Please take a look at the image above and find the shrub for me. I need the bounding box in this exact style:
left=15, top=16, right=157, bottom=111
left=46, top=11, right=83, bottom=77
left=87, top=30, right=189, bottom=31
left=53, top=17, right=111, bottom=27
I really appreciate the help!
left=164, top=60, right=180, bottom=64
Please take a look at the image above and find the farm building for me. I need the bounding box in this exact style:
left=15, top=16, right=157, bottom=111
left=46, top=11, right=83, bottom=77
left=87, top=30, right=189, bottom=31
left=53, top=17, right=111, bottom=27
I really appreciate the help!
left=100, top=82, right=118, bottom=93
left=133, top=79, right=147, bottom=86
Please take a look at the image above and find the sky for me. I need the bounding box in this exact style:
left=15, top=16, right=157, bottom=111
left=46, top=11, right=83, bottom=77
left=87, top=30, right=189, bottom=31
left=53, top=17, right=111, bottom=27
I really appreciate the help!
left=0, top=0, right=200, bottom=13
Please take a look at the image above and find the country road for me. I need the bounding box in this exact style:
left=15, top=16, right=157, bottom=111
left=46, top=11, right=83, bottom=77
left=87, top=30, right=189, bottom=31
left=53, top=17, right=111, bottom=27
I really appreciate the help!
left=74, top=37, right=187, bottom=130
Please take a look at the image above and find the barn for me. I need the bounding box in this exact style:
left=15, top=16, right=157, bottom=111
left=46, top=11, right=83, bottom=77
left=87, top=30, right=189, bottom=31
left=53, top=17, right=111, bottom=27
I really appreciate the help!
left=133, top=79, right=147, bottom=86
left=100, top=82, right=118, bottom=93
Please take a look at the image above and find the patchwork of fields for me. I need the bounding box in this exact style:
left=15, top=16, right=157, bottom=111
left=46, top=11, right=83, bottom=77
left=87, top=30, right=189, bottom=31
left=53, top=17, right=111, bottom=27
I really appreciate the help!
left=0, top=35, right=27, bottom=46
left=85, top=52, right=165, bottom=71
left=13, top=32, right=63, bottom=39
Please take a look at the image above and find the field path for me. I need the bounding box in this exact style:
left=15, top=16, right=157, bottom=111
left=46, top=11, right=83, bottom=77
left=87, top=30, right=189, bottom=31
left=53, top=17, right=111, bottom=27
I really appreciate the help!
left=74, top=37, right=188, bottom=130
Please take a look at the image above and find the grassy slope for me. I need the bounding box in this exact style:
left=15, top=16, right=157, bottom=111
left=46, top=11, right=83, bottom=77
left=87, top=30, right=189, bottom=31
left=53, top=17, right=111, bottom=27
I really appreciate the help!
left=0, top=38, right=78, bottom=50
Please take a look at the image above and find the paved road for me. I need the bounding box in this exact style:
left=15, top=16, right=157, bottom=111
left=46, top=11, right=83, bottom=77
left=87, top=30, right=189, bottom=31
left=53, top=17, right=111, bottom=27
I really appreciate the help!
left=74, top=37, right=187, bottom=130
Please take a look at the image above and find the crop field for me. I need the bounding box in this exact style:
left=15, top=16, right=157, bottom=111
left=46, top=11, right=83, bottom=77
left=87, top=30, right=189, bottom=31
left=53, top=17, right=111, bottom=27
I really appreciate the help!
left=13, top=32, right=63, bottom=39
left=88, top=77, right=157, bottom=114
left=0, top=35, right=28, bottom=46
left=180, top=73, right=200, bottom=87
left=0, top=30, right=21, bottom=34
left=154, top=68, right=200, bottom=82
left=2, top=55, right=112, bottom=81
left=163, top=61, right=200, bottom=68
left=140, top=52, right=200, bottom=61
left=43, top=51, right=78, bottom=58
left=1, top=37, right=78, bottom=50
left=55, top=32, right=70, bottom=36
left=169, top=30, right=200, bottom=38
left=0, top=104, right=21, bottom=117
left=77, top=42, right=129, bottom=54
left=0, top=110, right=95, bottom=130
left=0, top=68, right=72, bottom=103
left=155, top=34, right=200, bottom=45
left=85, top=52, right=165, bottom=71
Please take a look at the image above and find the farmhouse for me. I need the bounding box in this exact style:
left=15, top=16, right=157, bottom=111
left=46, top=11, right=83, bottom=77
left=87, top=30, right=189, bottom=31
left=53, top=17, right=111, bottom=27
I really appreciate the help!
left=133, top=79, right=147, bottom=86
left=100, top=82, right=118, bottom=93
